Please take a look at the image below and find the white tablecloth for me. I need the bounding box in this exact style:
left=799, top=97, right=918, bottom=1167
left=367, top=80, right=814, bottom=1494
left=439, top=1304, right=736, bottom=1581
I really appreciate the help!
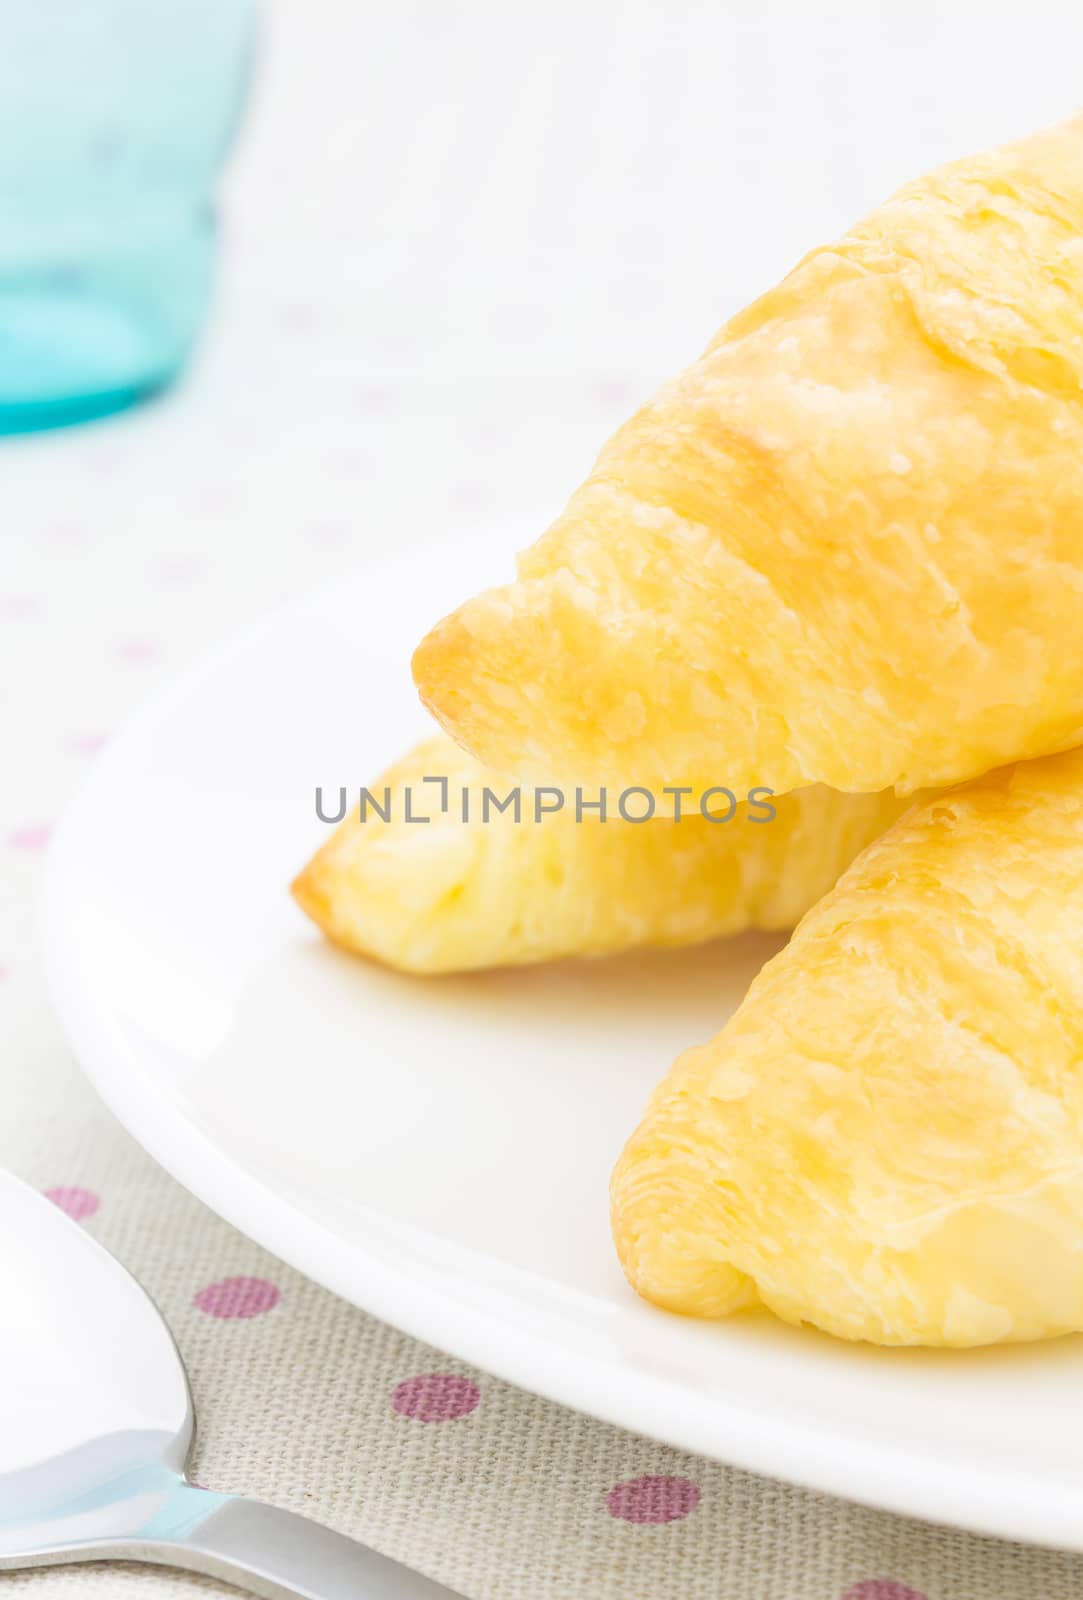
left=6, top=3, right=1083, bottom=1594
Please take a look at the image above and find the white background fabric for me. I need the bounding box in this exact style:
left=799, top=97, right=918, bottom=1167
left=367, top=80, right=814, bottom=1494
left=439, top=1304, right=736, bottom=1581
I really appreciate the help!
left=5, top=2, right=1083, bottom=1593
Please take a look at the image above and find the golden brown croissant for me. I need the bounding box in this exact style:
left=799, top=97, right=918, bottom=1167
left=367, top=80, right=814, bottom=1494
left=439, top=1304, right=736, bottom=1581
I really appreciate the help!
left=291, top=734, right=910, bottom=974
left=414, top=111, right=1083, bottom=802
left=612, top=747, right=1083, bottom=1347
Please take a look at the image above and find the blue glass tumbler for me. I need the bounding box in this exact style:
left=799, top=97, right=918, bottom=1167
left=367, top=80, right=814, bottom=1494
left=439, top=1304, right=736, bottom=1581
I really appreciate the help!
left=0, top=0, right=255, bottom=433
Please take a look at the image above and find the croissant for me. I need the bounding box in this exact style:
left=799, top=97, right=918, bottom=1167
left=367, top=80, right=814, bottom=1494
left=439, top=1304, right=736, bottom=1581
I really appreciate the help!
left=611, top=747, right=1083, bottom=1347
left=414, top=112, right=1083, bottom=802
left=291, top=733, right=910, bottom=974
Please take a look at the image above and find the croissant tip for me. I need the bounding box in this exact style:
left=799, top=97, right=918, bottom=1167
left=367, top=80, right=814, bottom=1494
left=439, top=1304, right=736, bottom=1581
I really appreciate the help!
left=290, top=852, right=333, bottom=926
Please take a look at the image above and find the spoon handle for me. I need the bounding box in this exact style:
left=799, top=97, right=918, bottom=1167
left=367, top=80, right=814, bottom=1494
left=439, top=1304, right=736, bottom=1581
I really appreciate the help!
left=138, top=1486, right=462, bottom=1600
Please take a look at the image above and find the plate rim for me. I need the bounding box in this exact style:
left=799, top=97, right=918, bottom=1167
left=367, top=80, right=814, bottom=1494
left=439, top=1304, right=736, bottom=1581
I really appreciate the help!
left=40, top=543, right=1083, bottom=1556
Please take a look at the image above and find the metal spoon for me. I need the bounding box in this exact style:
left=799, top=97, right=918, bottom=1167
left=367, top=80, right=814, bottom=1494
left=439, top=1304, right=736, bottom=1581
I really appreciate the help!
left=0, top=1169, right=461, bottom=1598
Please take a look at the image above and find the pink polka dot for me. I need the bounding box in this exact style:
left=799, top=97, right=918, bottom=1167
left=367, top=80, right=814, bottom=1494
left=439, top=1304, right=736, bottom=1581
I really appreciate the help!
left=81, top=453, right=123, bottom=480
left=190, top=483, right=240, bottom=514
left=306, top=520, right=349, bottom=548
left=116, top=637, right=161, bottom=664
left=45, top=1186, right=100, bottom=1222
left=44, top=523, right=85, bottom=546
left=497, top=304, right=541, bottom=337
left=70, top=732, right=109, bottom=756
left=353, top=382, right=393, bottom=414
left=274, top=298, right=319, bottom=332
left=9, top=824, right=51, bottom=851
left=841, top=1586, right=928, bottom=1600
left=604, top=1475, right=701, bottom=1524
left=594, top=376, right=642, bottom=411
left=0, top=594, right=38, bottom=620
left=325, top=449, right=372, bottom=478
left=152, top=555, right=204, bottom=584
left=449, top=481, right=492, bottom=515
left=391, top=1374, right=480, bottom=1422
left=193, top=1276, right=281, bottom=1319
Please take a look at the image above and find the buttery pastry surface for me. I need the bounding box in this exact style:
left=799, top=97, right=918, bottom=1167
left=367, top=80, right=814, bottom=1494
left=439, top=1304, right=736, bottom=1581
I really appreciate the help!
left=291, top=734, right=910, bottom=974
left=611, top=748, right=1083, bottom=1347
left=414, top=112, right=1083, bottom=801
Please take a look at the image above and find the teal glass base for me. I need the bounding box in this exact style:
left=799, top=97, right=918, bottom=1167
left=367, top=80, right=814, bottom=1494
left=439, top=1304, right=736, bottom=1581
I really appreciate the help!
left=0, top=382, right=163, bottom=437
left=0, top=228, right=213, bottom=434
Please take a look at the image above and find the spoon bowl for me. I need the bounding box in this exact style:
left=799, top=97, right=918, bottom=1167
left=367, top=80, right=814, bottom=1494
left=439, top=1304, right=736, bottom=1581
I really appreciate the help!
left=0, top=1169, right=458, bottom=1599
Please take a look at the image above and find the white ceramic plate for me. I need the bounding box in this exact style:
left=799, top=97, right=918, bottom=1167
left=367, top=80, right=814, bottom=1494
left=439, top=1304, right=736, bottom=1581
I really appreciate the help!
left=45, top=531, right=1083, bottom=1552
